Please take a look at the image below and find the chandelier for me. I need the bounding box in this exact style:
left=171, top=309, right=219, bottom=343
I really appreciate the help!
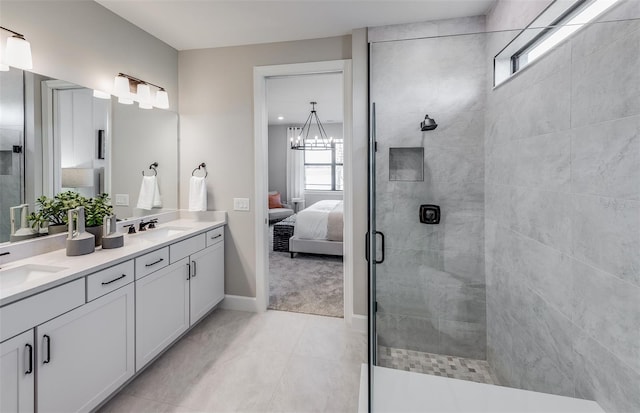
left=290, top=101, right=333, bottom=150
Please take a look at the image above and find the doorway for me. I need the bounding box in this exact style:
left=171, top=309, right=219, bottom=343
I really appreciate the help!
left=253, top=60, right=355, bottom=324
left=266, top=73, right=344, bottom=317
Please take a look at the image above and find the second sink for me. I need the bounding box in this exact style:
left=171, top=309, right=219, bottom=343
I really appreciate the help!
left=0, top=264, right=68, bottom=289
left=135, top=226, right=190, bottom=241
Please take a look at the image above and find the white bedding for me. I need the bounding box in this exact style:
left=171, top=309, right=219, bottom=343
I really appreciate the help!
left=294, top=200, right=343, bottom=241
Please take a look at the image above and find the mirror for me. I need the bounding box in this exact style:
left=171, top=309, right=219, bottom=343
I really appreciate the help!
left=0, top=67, right=178, bottom=243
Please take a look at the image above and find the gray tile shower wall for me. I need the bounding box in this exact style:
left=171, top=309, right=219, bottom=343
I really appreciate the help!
left=369, top=17, right=487, bottom=359
left=485, top=2, right=640, bottom=412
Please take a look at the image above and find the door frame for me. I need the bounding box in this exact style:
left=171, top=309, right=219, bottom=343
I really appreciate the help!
left=253, top=59, right=354, bottom=326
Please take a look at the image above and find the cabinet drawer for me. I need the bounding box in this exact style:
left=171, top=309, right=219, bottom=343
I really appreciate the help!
left=169, top=234, right=206, bottom=263
left=135, top=247, right=169, bottom=280
left=206, top=226, right=224, bottom=247
left=86, top=260, right=134, bottom=302
left=0, top=278, right=85, bottom=342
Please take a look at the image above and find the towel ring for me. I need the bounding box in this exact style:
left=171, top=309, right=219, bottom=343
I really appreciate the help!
left=192, top=162, right=208, bottom=178
left=142, top=162, right=158, bottom=176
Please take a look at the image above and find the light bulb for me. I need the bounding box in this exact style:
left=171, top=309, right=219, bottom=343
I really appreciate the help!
left=5, top=36, right=32, bottom=70
left=93, top=90, right=111, bottom=99
left=136, top=83, right=152, bottom=105
left=154, top=89, right=169, bottom=109
left=118, top=96, right=133, bottom=105
left=113, top=75, right=130, bottom=97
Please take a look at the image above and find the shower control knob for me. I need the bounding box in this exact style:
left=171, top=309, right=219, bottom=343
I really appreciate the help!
left=419, top=204, right=440, bottom=224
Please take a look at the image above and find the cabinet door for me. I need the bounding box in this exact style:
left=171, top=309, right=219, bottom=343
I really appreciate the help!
left=190, top=241, right=224, bottom=325
left=0, top=330, right=34, bottom=413
left=136, top=258, right=190, bottom=371
left=36, top=283, right=134, bottom=413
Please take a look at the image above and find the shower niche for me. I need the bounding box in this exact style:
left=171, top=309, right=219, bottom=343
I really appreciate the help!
left=389, top=147, right=423, bottom=181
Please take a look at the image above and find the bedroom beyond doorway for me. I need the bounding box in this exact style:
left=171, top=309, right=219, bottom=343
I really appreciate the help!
left=264, top=71, right=346, bottom=318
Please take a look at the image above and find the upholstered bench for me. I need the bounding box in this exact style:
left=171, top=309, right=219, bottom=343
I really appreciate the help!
left=273, top=214, right=296, bottom=252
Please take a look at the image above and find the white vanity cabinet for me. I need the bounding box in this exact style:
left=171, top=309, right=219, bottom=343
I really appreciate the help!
left=136, top=229, right=225, bottom=370
left=135, top=258, right=190, bottom=371
left=36, top=283, right=135, bottom=413
left=190, top=234, right=225, bottom=324
left=0, top=330, right=34, bottom=413
left=0, top=220, right=225, bottom=413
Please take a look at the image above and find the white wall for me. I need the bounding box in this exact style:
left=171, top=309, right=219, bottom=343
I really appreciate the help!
left=0, top=0, right=178, bottom=110
left=111, top=104, right=179, bottom=218
left=179, top=36, right=351, bottom=299
left=351, top=28, right=369, bottom=317
left=267, top=124, right=288, bottom=199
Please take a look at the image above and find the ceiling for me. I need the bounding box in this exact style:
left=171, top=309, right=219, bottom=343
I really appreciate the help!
left=266, top=73, right=343, bottom=125
left=96, top=0, right=496, bottom=50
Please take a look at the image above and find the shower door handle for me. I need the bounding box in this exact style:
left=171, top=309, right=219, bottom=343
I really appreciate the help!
left=375, top=231, right=385, bottom=264
left=365, top=231, right=385, bottom=264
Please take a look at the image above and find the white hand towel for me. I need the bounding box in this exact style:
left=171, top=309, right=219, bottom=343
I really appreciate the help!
left=153, top=177, right=162, bottom=208
left=188, top=176, right=207, bottom=211
left=137, top=176, right=158, bottom=210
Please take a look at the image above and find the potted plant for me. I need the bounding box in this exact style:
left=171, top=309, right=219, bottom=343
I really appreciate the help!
left=83, top=193, right=113, bottom=246
left=28, top=191, right=85, bottom=235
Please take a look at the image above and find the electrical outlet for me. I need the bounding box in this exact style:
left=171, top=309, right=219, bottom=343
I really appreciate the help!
left=115, top=194, right=129, bottom=206
left=233, top=198, right=250, bottom=211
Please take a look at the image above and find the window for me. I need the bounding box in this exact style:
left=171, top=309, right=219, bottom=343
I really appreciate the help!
left=494, top=0, right=620, bottom=86
left=304, top=139, right=343, bottom=191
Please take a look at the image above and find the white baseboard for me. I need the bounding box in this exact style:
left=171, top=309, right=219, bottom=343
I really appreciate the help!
left=351, top=314, right=368, bottom=332
left=221, top=295, right=258, bottom=312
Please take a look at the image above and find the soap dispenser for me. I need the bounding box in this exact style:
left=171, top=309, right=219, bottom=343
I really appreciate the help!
left=9, top=204, right=38, bottom=242
left=66, top=206, right=95, bottom=256
left=101, top=214, right=124, bottom=249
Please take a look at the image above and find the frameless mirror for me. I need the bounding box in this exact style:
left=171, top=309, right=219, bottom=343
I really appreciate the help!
left=0, top=67, right=178, bottom=243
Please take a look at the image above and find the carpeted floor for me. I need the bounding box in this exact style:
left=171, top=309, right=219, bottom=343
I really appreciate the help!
left=268, top=225, right=344, bottom=318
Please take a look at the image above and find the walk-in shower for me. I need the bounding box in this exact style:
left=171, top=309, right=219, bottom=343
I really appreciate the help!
left=366, top=1, right=640, bottom=412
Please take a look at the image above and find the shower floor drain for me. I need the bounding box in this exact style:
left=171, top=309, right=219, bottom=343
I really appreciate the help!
left=377, top=345, right=499, bottom=385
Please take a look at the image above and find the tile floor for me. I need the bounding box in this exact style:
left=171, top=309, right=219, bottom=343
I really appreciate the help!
left=377, top=345, right=498, bottom=385
left=98, top=309, right=366, bottom=413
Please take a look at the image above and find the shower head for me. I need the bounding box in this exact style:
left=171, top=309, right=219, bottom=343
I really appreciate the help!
left=420, top=114, right=438, bottom=131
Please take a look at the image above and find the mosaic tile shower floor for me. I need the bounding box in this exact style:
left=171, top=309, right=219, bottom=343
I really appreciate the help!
left=377, top=345, right=499, bottom=385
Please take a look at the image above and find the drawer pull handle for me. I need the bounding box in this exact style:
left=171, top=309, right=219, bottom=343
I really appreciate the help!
left=145, top=258, right=164, bottom=267
left=102, top=274, right=127, bottom=286
left=43, top=335, right=51, bottom=364
left=191, top=260, right=197, bottom=278
left=186, top=262, right=191, bottom=280
left=25, top=344, right=33, bottom=375
left=211, top=234, right=222, bottom=240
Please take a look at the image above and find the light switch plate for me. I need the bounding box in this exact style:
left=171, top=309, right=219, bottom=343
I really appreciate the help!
left=233, top=198, right=250, bottom=211
left=115, top=194, right=129, bottom=206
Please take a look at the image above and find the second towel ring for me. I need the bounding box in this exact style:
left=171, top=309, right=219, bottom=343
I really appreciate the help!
left=142, top=162, right=158, bottom=176
left=192, top=162, right=208, bottom=178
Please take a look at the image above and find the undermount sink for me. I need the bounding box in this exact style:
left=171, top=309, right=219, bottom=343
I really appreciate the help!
left=135, top=226, right=190, bottom=240
left=0, top=264, right=68, bottom=289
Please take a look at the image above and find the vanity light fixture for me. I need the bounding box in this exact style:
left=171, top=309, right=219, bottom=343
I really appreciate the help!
left=113, top=73, right=169, bottom=109
left=0, top=26, right=33, bottom=70
left=290, top=101, right=333, bottom=151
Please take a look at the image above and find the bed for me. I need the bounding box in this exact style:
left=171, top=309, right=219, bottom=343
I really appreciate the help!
left=289, top=200, right=343, bottom=258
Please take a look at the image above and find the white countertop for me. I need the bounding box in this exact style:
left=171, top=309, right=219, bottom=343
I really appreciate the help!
left=0, top=214, right=226, bottom=307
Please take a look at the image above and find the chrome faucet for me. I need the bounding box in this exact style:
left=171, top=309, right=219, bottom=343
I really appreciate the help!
left=138, top=219, right=158, bottom=232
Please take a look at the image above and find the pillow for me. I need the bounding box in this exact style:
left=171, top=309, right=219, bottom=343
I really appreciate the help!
left=268, top=192, right=283, bottom=209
